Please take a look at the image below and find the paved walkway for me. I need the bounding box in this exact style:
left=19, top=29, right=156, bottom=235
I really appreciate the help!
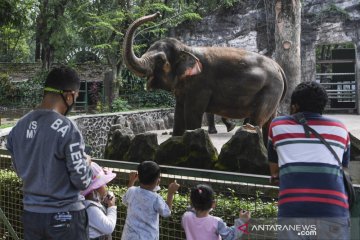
left=152, top=114, right=360, bottom=184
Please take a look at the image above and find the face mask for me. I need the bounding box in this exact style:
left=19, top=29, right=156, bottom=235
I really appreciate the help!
left=60, top=93, right=75, bottom=116
left=153, top=185, right=161, bottom=192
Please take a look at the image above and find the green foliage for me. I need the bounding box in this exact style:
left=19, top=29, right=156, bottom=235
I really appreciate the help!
left=0, top=73, right=17, bottom=104
left=0, top=169, right=278, bottom=239
left=0, top=123, right=15, bottom=129
left=0, top=0, right=37, bottom=62
left=14, top=70, right=47, bottom=107
left=130, top=90, right=175, bottom=108
left=111, top=98, right=131, bottom=112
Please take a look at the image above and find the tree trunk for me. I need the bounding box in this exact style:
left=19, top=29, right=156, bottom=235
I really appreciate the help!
left=274, top=0, right=301, bottom=114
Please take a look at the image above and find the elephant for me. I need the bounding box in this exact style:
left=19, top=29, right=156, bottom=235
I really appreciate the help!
left=206, top=113, right=236, bottom=134
left=123, top=12, right=287, bottom=137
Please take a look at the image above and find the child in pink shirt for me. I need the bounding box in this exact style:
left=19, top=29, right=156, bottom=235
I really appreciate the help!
left=182, top=184, right=250, bottom=240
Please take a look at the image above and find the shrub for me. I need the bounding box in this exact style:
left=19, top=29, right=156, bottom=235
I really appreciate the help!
left=14, top=70, right=47, bottom=107
left=123, top=90, right=175, bottom=109
left=0, top=169, right=278, bottom=239
left=0, top=73, right=17, bottom=104
left=111, top=98, right=131, bottom=112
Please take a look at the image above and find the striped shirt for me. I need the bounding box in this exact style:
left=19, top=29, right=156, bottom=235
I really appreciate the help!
left=268, top=112, right=350, bottom=218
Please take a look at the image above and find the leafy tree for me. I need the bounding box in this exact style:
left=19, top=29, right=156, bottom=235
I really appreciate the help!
left=0, top=0, right=37, bottom=62
left=69, top=0, right=201, bottom=102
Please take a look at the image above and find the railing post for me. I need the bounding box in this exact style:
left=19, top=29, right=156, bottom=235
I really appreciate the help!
left=0, top=208, right=20, bottom=240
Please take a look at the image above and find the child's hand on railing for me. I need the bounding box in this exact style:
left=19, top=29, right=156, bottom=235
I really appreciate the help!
left=239, top=209, right=251, bottom=223
left=168, top=180, right=180, bottom=194
left=128, top=171, right=138, bottom=187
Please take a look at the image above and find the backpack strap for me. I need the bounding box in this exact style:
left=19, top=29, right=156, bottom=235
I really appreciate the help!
left=292, top=112, right=343, bottom=169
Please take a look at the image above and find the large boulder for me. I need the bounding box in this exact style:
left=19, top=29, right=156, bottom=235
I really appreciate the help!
left=155, top=136, right=187, bottom=165
left=350, top=132, right=360, bottom=161
left=156, top=129, right=218, bottom=169
left=124, top=133, right=159, bottom=163
left=104, top=126, right=134, bottom=160
left=216, top=124, right=269, bottom=174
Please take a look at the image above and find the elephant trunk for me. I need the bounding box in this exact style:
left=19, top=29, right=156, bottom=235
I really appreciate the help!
left=123, top=12, right=160, bottom=77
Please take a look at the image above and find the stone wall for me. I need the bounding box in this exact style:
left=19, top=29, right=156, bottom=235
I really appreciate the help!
left=0, top=109, right=174, bottom=158
left=72, top=109, right=174, bottom=158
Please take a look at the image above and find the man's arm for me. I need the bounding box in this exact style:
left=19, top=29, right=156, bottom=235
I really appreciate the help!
left=267, top=125, right=279, bottom=185
left=64, top=125, right=92, bottom=190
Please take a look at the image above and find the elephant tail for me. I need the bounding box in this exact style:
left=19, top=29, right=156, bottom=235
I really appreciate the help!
left=279, top=67, right=288, bottom=102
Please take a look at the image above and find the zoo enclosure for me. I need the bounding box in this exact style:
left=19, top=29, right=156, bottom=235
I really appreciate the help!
left=316, top=46, right=358, bottom=112
left=1, top=148, right=360, bottom=240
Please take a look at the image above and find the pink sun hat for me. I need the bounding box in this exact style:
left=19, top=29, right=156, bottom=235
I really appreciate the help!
left=81, top=162, right=116, bottom=196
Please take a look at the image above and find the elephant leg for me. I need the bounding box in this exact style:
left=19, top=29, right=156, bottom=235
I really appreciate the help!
left=206, top=113, right=218, bottom=134
left=184, top=91, right=211, bottom=131
left=172, top=101, right=186, bottom=136
left=248, top=92, right=280, bottom=145
left=262, top=112, right=277, bottom=146
left=221, top=117, right=236, bottom=132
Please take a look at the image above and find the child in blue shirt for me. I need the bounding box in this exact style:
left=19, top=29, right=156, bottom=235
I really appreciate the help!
left=121, top=161, right=179, bottom=240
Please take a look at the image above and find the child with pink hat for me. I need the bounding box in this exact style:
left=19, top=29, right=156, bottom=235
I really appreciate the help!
left=82, top=162, right=117, bottom=240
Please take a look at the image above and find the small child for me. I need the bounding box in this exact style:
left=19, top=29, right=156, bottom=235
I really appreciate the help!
left=182, top=184, right=251, bottom=240
left=81, top=162, right=117, bottom=240
left=121, top=161, right=180, bottom=240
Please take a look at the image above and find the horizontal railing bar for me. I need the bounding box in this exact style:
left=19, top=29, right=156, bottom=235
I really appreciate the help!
left=320, top=82, right=356, bottom=85
left=2, top=148, right=359, bottom=188
left=316, top=73, right=355, bottom=76
left=326, top=89, right=356, bottom=93
left=317, top=59, right=355, bottom=64
left=93, top=159, right=271, bottom=185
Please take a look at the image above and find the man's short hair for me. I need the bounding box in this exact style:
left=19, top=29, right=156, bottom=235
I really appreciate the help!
left=137, top=161, right=161, bottom=185
left=44, top=66, right=80, bottom=91
left=291, top=81, right=328, bottom=114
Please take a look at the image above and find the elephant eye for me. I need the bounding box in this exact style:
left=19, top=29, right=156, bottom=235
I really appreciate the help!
left=156, top=56, right=166, bottom=64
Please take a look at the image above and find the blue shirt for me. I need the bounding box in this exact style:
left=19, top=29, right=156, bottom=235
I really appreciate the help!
left=121, top=186, right=171, bottom=240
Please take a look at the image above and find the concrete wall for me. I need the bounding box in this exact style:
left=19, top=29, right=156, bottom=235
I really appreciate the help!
left=0, top=109, right=174, bottom=158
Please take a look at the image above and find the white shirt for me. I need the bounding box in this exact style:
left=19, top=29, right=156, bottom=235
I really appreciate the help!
left=85, top=200, right=117, bottom=239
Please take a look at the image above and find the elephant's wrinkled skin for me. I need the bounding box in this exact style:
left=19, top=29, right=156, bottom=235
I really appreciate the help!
left=123, top=12, right=287, bottom=136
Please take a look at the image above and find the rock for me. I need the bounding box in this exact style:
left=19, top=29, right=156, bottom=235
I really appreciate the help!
left=216, top=125, right=269, bottom=174
left=164, top=113, right=174, bottom=129
left=155, top=119, right=166, bottom=130
left=124, top=133, right=159, bottom=163
left=114, top=115, right=129, bottom=128
left=156, top=136, right=187, bottom=165
left=104, top=128, right=134, bottom=160
left=350, top=133, right=360, bottom=161
left=143, top=116, right=156, bottom=131
left=156, top=128, right=218, bottom=169
left=183, top=129, right=218, bottom=169
left=129, top=116, right=147, bottom=134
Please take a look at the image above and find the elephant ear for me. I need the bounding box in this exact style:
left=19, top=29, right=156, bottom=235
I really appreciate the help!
left=177, top=51, right=203, bottom=80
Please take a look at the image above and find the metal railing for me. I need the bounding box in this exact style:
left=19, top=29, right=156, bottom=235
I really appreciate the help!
left=1, top=148, right=360, bottom=240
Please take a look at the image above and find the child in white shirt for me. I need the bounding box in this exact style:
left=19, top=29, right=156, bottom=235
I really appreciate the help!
left=82, top=162, right=117, bottom=240
left=121, top=161, right=180, bottom=240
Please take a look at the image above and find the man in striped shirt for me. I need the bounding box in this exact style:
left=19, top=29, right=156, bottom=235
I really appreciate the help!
left=268, top=82, right=350, bottom=239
